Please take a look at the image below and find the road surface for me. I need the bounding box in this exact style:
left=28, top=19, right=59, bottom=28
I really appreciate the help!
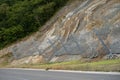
left=0, top=68, right=120, bottom=80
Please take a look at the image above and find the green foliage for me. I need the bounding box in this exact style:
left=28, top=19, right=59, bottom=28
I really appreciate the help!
left=0, top=0, right=68, bottom=49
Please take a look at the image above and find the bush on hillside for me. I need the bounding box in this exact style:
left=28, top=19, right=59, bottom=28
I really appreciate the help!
left=0, top=0, right=68, bottom=49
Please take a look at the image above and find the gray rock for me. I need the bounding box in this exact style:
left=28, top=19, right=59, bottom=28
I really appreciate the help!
left=0, top=0, right=120, bottom=62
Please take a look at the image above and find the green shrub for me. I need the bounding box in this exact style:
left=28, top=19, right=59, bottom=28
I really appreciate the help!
left=0, top=0, right=68, bottom=49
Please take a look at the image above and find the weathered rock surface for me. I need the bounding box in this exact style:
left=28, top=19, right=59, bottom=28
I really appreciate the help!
left=0, top=0, right=120, bottom=62
left=11, top=55, right=44, bottom=65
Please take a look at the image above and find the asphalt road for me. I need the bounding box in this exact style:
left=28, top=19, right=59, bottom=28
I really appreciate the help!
left=0, top=68, right=120, bottom=80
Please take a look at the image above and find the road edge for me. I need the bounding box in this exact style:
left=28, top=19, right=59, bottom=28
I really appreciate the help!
left=0, top=68, right=120, bottom=75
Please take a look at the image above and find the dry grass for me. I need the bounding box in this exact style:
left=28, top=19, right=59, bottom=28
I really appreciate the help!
left=0, top=52, right=13, bottom=68
left=8, top=59, right=120, bottom=72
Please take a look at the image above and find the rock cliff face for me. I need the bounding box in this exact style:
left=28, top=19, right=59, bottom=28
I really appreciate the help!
left=0, top=0, right=120, bottom=62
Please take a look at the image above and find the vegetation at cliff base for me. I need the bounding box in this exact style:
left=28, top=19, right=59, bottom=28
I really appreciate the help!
left=0, top=0, right=68, bottom=49
left=8, top=59, right=120, bottom=72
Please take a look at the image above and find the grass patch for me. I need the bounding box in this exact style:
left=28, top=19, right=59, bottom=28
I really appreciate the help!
left=9, top=59, right=120, bottom=72
left=0, top=52, right=13, bottom=68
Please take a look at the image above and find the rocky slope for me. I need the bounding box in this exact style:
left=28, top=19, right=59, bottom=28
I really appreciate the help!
left=0, top=0, right=120, bottom=63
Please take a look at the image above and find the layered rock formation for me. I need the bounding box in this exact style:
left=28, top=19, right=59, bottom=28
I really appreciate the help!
left=0, top=0, right=120, bottom=62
